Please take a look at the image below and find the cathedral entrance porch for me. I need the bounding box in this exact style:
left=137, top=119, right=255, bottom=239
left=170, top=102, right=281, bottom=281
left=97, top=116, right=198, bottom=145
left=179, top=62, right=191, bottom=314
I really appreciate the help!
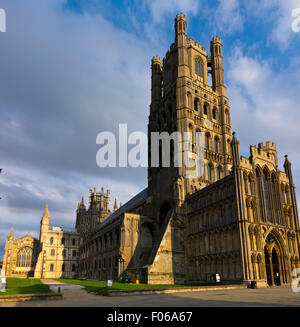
left=263, top=232, right=289, bottom=287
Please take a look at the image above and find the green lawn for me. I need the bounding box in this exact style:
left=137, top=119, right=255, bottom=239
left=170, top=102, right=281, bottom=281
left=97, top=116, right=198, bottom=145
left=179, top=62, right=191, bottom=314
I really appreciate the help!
left=0, top=278, right=51, bottom=296
left=56, top=278, right=194, bottom=295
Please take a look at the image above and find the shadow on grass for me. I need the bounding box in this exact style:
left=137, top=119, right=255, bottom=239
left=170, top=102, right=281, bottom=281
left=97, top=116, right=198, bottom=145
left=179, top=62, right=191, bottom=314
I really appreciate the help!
left=0, top=278, right=51, bottom=296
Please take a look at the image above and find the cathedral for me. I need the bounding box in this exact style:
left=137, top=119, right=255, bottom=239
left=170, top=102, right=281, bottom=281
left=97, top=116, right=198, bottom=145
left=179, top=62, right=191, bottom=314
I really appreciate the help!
left=2, top=205, right=80, bottom=279
left=2, top=14, right=300, bottom=287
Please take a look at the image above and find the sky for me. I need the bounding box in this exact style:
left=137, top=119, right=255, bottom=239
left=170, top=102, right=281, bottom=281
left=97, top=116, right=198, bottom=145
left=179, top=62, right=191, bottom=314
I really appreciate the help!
left=0, top=0, right=300, bottom=260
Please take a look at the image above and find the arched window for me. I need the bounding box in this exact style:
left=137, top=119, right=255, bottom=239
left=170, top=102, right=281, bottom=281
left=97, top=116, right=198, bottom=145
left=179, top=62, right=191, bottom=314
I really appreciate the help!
left=203, top=103, right=208, bottom=116
left=227, top=139, right=231, bottom=154
left=205, top=133, right=211, bottom=150
left=195, top=59, right=204, bottom=76
left=212, top=107, right=217, bottom=120
left=225, top=110, right=230, bottom=125
left=16, top=247, right=33, bottom=268
left=187, top=123, right=193, bottom=152
left=244, top=173, right=248, bottom=194
left=187, top=92, right=192, bottom=109
left=262, top=170, right=272, bottom=221
left=207, top=164, right=214, bottom=181
left=215, top=45, right=218, bottom=55
left=194, top=98, right=199, bottom=111
left=214, top=137, right=219, bottom=153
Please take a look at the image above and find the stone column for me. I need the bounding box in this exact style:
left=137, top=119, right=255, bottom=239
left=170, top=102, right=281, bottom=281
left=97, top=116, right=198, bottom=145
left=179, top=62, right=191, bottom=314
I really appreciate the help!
left=269, top=250, right=274, bottom=285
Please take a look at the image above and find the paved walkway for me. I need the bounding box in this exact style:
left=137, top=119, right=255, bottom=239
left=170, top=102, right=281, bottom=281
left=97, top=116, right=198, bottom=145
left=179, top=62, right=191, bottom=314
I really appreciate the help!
left=41, top=279, right=84, bottom=292
left=41, top=279, right=66, bottom=285
left=0, top=285, right=299, bottom=307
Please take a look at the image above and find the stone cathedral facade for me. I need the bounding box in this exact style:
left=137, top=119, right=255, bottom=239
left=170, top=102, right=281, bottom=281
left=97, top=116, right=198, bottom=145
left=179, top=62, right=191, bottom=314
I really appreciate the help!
left=3, top=14, right=300, bottom=287
left=2, top=205, right=80, bottom=279
left=75, top=14, right=300, bottom=287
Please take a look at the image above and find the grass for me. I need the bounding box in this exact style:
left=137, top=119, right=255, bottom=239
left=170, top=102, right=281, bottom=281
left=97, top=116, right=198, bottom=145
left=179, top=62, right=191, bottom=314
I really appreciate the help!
left=56, top=278, right=195, bottom=295
left=0, top=278, right=51, bottom=296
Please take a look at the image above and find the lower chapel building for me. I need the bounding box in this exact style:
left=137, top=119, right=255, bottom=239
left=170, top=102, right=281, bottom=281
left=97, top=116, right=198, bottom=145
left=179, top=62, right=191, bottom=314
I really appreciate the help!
left=2, top=14, right=300, bottom=287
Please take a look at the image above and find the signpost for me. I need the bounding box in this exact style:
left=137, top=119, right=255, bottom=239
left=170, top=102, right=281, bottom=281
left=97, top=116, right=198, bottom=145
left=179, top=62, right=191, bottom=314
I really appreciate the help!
left=107, top=280, right=112, bottom=287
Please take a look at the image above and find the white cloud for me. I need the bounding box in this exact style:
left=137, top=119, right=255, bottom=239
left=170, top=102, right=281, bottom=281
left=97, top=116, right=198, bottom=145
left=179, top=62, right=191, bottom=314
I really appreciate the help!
left=227, top=47, right=300, bottom=195
left=214, top=0, right=244, bottom=34
left=267, top=0, right=300, bottom=48
left=144, top=0, right=200, bottom=24
left=0, top=0, right=152, bottom=256
left=244, top=0, right=300, bottom=48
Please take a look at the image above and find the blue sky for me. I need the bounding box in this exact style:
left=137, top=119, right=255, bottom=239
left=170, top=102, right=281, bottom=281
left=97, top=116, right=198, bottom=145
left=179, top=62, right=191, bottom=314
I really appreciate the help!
left=0, top=0, right=300, bottom=259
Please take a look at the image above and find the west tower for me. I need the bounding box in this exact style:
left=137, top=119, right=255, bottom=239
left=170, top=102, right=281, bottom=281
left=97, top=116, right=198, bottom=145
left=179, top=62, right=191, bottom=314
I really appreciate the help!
left=148, top=14, right=233, bottom=222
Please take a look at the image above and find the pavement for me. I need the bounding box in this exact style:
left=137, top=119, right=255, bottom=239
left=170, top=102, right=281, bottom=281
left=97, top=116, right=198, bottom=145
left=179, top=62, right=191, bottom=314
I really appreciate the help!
left=40, top=279, right=84, bottom=292
left=0, top=284, right=300, bottom=307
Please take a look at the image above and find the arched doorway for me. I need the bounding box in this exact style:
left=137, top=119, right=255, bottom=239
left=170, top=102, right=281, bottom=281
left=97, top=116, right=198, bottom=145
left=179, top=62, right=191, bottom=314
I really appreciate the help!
left=263, top=231, right=287, bottom=286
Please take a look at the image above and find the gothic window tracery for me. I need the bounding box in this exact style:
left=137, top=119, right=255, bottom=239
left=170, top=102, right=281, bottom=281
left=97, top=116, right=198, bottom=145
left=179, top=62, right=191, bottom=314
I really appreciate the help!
left=262, top=170, right=272, bottom=222
left=214, top=137, right=219, bottom=153
left=207, top=163, right=214, bottom=182
left=225, top=110, right=230, bottom=125
left=16, top=247, right=34, bottom=268
left=194, top=98, right=200, bottom=111
left=205, top=133, right=211, bottom=150
left=203, top=103, right=209, bottom=116
left=195, top=58, right=204, bottom=76
left=212, top=107, right=217, bottom=120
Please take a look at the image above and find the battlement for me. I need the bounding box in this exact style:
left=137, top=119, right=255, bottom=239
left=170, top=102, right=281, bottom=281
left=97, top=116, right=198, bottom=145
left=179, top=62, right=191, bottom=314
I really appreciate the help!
left=212, top=36, right=222, bottom=43
left=188, top=38, right=207, bottom=53
left=175, top=13, right=186, bottom=21
left=257, top=141, right=276, bottom=151
left=89, top=186, right=110, bottom=206
left=152, top=56, right=161, bottom=65
left=250, top=141, right=277, bottom=162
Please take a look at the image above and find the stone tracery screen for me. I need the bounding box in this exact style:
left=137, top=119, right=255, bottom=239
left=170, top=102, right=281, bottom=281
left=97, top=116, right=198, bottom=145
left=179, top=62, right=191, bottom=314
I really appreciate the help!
left=16, top=246, right=33, bottom=268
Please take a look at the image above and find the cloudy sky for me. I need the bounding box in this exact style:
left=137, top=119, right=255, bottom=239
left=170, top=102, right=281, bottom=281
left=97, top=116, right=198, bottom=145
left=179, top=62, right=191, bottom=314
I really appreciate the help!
left=0, top=0, right=300, bottom=259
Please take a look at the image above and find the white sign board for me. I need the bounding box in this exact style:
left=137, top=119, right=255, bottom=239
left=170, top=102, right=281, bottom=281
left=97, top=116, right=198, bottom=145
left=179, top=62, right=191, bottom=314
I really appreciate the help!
left=107, top=280, right=112, bottom=287
left=0, top=270, right=6, bottom=292
left=216, top=274, right=221, bottom=283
